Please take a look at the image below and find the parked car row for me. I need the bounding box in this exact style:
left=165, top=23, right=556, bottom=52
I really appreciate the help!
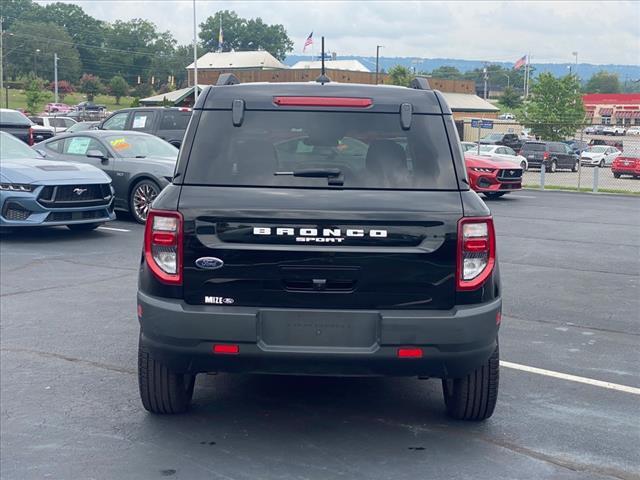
left=584, top=124, right=640, bottom=136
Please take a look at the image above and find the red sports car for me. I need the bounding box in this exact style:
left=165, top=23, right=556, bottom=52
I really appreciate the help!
left=465, top=154, right=523, bottom=199
left=611, top=151, right=640, bottom=179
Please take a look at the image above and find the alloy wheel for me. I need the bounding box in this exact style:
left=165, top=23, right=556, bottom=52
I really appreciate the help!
left=133, top=183, right=159, bottom=222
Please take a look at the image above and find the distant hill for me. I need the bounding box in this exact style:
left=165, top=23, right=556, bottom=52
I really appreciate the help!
left=284, top=55, right=640, bottom=82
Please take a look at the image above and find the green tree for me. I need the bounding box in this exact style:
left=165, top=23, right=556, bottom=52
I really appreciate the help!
left=199, top=10, right=293, bottom=60
left=584, top=71, right=621, bottom=93
left=499, top=86, right=522, bottom=109
left=79, top=73, right=104, bottom=101
left=24, top=76, right=50, bottom=114
left=387, top=65, right=413, bottom=87
left=5, top=20, right=81, bottom=82
left=522, top=73, right=585, bottom=140
left=0, top=0, right=43, bottom=30
left=109, top=75, right=129, bottom=104
left=430, top=66, right=463, bottom=80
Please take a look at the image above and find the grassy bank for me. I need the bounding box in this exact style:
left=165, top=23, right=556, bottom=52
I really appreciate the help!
left=4, top=89, right=134, bottom=113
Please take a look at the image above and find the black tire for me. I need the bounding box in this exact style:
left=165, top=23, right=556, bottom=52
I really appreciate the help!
left=613, top=173, right=621, bottom=178
left=549, top=160, right=557, bottom=173
left=67, top=222, right=102, bottom=231
left=129, top=179, right=160, bottom=224
left=571, top=160, right=579, bottom=172
left=483, top=192, right=506, bottom=199
left=520, top=161, right=527, bottom=171
left=599, top=159, right=605, bottom=168
left=138, top=338, right=195, bottom=414
left=442, top=344, right=499, bottom=421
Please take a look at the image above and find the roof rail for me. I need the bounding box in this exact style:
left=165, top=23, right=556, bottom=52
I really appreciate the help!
left=410, top=77, right=431, bottom=90
left=216, top=73, right=241, bottom=86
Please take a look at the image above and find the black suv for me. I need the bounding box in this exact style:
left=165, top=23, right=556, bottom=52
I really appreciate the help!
left=479, top=132, right=522, bottom=151
left=137, top=77, right=501, bottom=420
left=520, top=141, right=579, bottom=172
left=99, top=107, right=191, bottom=147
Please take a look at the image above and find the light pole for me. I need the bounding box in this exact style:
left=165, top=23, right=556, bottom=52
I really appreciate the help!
left=33, top=48, right=40, bottom=77
left=192, top=0, right=198, bottom=102
left=483, top=67, right=488, bottom=99
left=503, top=73, right=510, bottom=89
left=572, top=51, right=578, bottom=77
left=375, top=45, right=383, bottom=85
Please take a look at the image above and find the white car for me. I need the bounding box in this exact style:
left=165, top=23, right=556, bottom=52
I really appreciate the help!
left=580, top=146, right=621, bottom=167
left=626, top=126, right=640, bottom=136
left=470, top=144, right=528, bottom=170
left=602, top=125, right=626, bottom=136
left=28, top=115, right=77, bottom=134
left=461, top=141, right=478, bottom=153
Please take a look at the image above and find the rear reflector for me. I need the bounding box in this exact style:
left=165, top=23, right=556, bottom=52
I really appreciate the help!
left=397, top=348, right=423, bottom=358
left=273, top=96, right=373, bottom=108
left=213, top=344, right=239, bottom=355
left=496, top=311, right=502, bottom=325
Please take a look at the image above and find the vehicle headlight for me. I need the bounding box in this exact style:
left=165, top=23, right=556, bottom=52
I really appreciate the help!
left=0, top=184, right=35, bottom=192
left=472, top=168, right=495, bottom=173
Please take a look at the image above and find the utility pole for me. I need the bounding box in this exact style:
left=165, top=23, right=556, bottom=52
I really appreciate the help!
left=54, top=53, right=59, bottom=103
left=375, top=45, right=382, bottom=85
left=192, top=0, right=198, bottom=102
left=503, top=73, right=510, bottom=89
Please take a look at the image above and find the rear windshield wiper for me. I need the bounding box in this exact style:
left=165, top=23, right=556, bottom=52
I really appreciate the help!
left=274, top=168, right=344, bottom=186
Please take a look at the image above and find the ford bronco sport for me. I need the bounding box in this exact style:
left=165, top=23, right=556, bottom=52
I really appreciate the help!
left=137, top=75, right=501, bottom=420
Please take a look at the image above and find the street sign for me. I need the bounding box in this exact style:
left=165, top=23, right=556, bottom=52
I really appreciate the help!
left=470, top=119, right=494, bottom=129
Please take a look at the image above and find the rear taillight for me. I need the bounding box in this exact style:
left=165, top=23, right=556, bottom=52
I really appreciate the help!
left=144, top=210, right=183, bottom=285
left=28, top=127, right=34, bottom=146
left=543, top=151, right=549, bottom=160
left=456, top=217, right=496, bottom=291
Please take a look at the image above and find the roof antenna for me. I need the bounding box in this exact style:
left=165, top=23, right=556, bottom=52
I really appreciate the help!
left=315, top=36, right=331, bottom=84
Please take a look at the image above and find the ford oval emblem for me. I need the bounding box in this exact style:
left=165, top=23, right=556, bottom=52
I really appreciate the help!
left=195, top=257, right=224, bottom=270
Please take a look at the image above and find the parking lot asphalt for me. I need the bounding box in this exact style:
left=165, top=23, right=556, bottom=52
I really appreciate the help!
left=1, top=191, right=639, bottom=480
left=522, top=168, right=640, bottom=193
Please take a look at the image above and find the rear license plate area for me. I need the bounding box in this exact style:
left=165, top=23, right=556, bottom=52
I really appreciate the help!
left=259, top=310, right=379, bottom=350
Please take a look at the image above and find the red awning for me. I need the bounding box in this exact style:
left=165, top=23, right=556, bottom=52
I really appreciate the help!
left=614, top=111, right=640, bottom=118
left=599, top=108, right=613, bottom=116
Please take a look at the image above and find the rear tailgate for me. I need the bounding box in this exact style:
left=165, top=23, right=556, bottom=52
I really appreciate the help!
left=180, top=187, right=462, bottom=310
left=0, top=125, right=31, bottom=144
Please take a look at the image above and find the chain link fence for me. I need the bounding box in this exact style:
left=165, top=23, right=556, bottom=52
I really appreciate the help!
left=459, top=119, right=640, bottom=195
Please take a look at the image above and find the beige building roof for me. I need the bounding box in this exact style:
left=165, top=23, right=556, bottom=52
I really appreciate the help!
left=440, top=92, right=500, bottom=112
left=186, top=51, right=286, bottom=70
left=291, top=59, right=371, bottom=73
left=140, top=85, right=206, bottom=105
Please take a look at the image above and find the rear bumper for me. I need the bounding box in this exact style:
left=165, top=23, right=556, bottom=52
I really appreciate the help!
left=138, top=292, right=501, bottom=379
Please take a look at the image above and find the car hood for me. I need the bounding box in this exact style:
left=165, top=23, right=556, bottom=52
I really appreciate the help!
left=0, top=157, right=111, bottom=184
left=581, top=152, right=604, bottom=160
left=464, top=154, right=515, bottom=169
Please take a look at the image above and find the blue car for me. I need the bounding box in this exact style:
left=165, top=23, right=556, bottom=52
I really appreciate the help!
left=0, top=131, right=115, bottom=230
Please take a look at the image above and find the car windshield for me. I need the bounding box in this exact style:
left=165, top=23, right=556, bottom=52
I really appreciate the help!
left=588, top=146, right=608, bottom=153
left=478, top=145, right=495, bottom=153
left=104, top=134, right=178, bottom=158
left=0, top=132, right=40, bottom=159
left=185, top=110, right=459, bottom=190
left=0, top=110, right=31, bottom=126
left=482, top=134, right=503, bottom=141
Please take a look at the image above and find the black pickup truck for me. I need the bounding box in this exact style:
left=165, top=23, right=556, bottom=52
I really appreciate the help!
left=0, top=108, right=34, bottom=144
left=136, top=76, right=502, bottom=421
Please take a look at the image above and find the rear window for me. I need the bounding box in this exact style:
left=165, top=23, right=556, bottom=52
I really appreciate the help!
left=159, top=111, right=191, bottom=131
left=184, top=111, right=458, bottom=190
left=1, top=110, right=31, bottom=126
left=522, top=143, right=546, bottom=152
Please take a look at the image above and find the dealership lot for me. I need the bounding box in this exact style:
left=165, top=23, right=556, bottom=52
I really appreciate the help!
left=1, top=192, right=639, bottom=480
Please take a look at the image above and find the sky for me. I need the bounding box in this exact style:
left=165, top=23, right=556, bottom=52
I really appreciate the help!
left=36, top=0, right=640, bottom=65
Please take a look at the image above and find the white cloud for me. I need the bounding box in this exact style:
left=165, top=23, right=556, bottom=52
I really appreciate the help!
left=35, top=0, right=640, bottom=64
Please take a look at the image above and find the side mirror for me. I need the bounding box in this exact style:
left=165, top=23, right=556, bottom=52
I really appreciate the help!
left=86, top=150, right=107, bottom=160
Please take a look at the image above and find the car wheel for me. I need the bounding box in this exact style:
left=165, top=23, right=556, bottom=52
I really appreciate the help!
left=138, top=335, right=195, bottom=414
left=67, top=222, right=102, bottom=231
left=599, top=159, right=605, bottom=168
left=483, top=192, right=506, bottom=199
left=549, top=160, right=557, bottom=173
left=520, top=161, right=527, bottom=170
left=613, top=173, right=621, bottom=178
left=442, top=344, right=499, bottom=421
left=130, top=179, right=160, bottom=224
left=572, top=160, right=579, bottom=172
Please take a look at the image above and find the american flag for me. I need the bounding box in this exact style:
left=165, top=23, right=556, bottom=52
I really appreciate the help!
left=303, top=32, right=313, bottom=52
left=513, top=55, right=527, bottom=70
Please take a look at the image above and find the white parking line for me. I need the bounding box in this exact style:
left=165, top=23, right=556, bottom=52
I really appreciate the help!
left=97, top=226, right=131, bottom=233
left=501, top=361, right=640, bottom=395
left=513, top=194, right=537, bottom=199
